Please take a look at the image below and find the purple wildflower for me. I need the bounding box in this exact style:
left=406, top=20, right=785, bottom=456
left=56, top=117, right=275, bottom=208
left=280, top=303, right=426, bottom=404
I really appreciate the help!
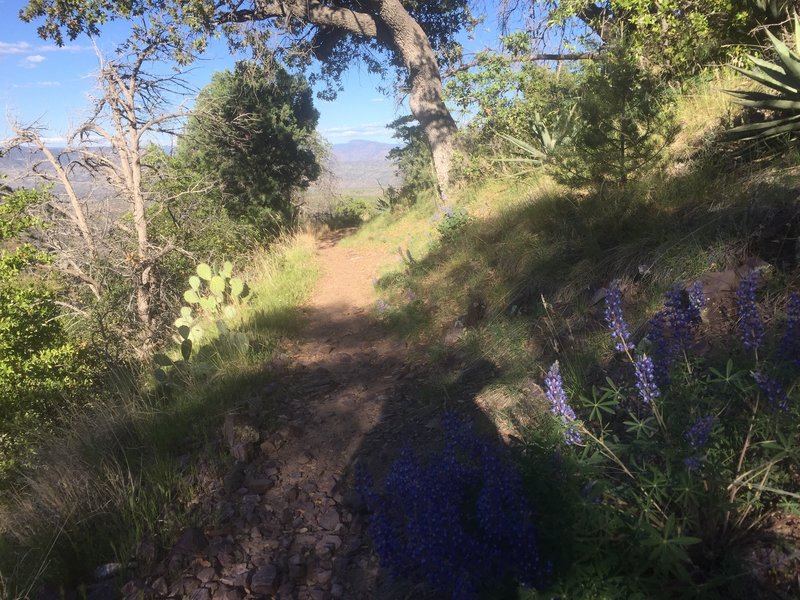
left=685, top=415, right=715, bottom=449
left=633, top=354, right=660, bottom=404
left=604, top=281, right=632, bottom=353
left=753, top=371, right=789, bottom=412
left=779, top=292, right=800, bottom=368
left=683, top=456, right=703, bottom=471
left=647, top=311, right=673, bottom=386
left=736, top=271, right=764, bottom=353
left=544, top=361, right=582, bottom=445
left=687, top=281, right=706, bottom=321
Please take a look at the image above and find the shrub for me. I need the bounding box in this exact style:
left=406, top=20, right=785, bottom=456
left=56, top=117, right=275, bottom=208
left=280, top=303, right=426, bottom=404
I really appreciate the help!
left=435, top=206, right=473, bottom=243
left=357, top=412, right=548, bottom=599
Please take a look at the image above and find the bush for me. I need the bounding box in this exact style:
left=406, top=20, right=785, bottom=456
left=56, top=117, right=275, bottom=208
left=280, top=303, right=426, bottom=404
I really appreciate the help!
left=357, top=412, right=548, bottom=599
left=0, top=187, right=96, bottom=480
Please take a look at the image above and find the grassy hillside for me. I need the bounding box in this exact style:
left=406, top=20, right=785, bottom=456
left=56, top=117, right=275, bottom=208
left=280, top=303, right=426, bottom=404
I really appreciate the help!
left=343, top=73, right=800, bottom=598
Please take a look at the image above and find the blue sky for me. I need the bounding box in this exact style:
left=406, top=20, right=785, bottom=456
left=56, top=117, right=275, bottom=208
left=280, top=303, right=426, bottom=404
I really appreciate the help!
left=0, top=0, right=507, bottom=146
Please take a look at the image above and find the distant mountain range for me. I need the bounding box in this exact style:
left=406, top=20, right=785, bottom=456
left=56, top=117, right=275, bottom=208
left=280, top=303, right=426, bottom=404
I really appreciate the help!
left=1, top=139, right=400, bottom=207
left=321, top=140, right=399, bottom=192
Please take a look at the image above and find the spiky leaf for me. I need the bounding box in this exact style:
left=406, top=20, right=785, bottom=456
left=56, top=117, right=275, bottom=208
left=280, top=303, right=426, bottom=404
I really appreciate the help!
left=221, top=261, right=233, bottom=278
left=180, top=306, right=193, bottom=319
left=189, top=275, right=201, bottom=291
left=178, top=325, right=191, bottom=340
left=184, top=290, right=200, bottom=304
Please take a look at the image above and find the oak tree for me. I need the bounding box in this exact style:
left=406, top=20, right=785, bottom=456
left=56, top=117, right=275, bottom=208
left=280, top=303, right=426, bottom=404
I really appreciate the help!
left=20, top=0, right=472, bottom=196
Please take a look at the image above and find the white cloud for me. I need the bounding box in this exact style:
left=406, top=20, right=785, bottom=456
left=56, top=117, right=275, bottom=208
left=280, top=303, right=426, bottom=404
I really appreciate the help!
left=12, top=81, right=62, bottom=88
left=321, top=123, right=392, bottom=141
left=0, top=41, right=33, bottom=55
left=0, top=40, right=89, bottom=56
left=21, top=55, right=46, bottom=68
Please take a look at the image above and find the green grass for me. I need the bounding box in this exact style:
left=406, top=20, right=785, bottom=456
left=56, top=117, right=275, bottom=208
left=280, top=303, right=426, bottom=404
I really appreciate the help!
left=342, top=72, right=800, bottom=598
left=0, top=234, right=320, bottom=598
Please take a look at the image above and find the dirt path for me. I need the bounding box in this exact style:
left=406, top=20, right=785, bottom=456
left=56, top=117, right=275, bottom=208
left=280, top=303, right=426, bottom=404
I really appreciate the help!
left=124, top=231, right=433, bottom=600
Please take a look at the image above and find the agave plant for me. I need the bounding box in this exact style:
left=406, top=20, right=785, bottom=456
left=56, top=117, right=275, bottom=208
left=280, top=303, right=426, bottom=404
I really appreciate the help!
left=726, top=15, right=800, bottom=140
left=495, top=106, right=575, bottom=176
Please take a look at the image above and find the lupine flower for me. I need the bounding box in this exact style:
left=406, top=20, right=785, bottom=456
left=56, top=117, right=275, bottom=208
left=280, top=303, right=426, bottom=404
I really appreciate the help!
left=753, top=371, right=789, bottom=412
left=683, top=456, right=703, bottom=471
left=647, top=311, right=674, bottom=386
left=736, top=271, right=765, bottom=352
left=779, top=292, right=800, bottom=368
left=357, top=412, right=548, bottom=598
left=544, top=361, right=582, bottom=445
left=633, top=353, right=660, bottom=404
left=649, top=282, right=706, bottom=385
left=685, top=415, right=715, bottom=449
left=687, top=281, right=706, bottom=321
left=604, top=281, right=632, bottom=353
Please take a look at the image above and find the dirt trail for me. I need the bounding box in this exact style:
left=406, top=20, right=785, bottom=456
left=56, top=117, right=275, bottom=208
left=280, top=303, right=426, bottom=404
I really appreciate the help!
left=124, top=231, right=432, bottom=600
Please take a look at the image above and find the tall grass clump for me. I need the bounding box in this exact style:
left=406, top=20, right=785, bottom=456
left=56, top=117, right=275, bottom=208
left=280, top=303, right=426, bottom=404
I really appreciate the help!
left=0, top=234, right=319, bottom=597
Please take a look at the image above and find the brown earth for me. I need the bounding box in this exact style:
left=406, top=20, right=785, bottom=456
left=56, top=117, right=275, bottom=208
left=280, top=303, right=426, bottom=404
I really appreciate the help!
left=119, top=230, right=458, bottom=600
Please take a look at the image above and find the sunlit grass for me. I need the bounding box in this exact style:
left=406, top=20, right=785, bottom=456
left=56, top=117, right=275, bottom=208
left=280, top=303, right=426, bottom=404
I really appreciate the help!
left=0, top=234, right=320, bottom=597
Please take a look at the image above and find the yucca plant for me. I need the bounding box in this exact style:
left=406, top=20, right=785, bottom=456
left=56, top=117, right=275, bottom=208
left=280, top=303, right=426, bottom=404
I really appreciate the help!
left=726, top=14, right=800, bottom=140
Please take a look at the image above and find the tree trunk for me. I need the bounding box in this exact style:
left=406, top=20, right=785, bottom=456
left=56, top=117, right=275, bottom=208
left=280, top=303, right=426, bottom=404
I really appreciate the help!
left=374, top=0, right=459, bottom=199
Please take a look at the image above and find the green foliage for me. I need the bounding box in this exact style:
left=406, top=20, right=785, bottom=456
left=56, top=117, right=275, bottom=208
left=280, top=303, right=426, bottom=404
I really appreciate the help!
left=543, top=0, right=788, bottom=77
left=326, top=196, right=374, bottom=229
left=495, top=107, right=576, bottom=176
left=554, top=43, right=677, bottom=186
left=178, top=60, right=322, bottom=232
left=0, top=186, right=94, bottom=480
left=387, top=115, right=437, bottom=204
left=435, top=206, right=473, bottom=243
left=726, top=15, right=800, bottom=141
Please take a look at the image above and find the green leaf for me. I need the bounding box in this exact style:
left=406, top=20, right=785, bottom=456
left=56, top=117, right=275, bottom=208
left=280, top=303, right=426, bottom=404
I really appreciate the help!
left=199, top=296, right=217, bottom=312
left=197, top=262, right=213, bottom=281
left=180, top=306, right=192, bottom=319
left=726, top=91, right=800, bottom=111
left=189, top=275, right=201, bottom=291
left=765, top=27, right=800, bottom=82
left=221, top=261, right=233, bottom=278
left=177, top=325, right=191, bottom=340
left=154, top=368, right=168, bottom=383
left=184, top=290, right=200, bottom=304
left=181, top=339, right=192, bottom=362
left=153, top=353, right=173, bottom=367
left=223, top=305, right=237, bottom=319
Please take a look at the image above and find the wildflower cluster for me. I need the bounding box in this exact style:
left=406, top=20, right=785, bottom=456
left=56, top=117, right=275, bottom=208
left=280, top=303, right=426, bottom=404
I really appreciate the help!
left=544, top=362, right=582, bottom=444
left=357, top=412, right=547, bottom=599
left=779, top=292, right=800, bottom=368
left=753, top=371, right=789, bottom=412
left=736, top=271, right=765, bottom=353
left=604, top=281, right=632, bottom=352
left=647, top=282, right=705, bottom=385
